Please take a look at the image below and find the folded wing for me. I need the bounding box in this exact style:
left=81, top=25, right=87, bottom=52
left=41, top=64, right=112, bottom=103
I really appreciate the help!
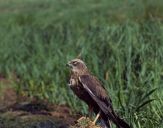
left=79, top=75, right=130, bottom=128
left=79, top=75, right=117, bottom=122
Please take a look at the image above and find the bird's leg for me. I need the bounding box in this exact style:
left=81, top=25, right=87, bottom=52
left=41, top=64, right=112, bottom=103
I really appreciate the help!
left=93, top=111, right=101, bottom=125
left=77, top=116, right=86, bottom=122
left=88, top=106, right=93, bottom=119
left=108, top=120, right=111, bottom=128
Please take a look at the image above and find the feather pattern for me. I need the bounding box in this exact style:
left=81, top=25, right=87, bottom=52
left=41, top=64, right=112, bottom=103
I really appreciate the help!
left=67, top=59, right=130, bottom=128
left=79, top=75, right=130, bottom=128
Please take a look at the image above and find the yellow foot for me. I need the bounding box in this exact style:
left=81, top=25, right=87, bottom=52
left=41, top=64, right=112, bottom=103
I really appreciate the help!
left=89, top=121, right=102, bottom=128
left=76, top=117, right=102, bottom=128
left=92, top=111, right=101, bottom=125
left=77, top=116, right=87, bottom=122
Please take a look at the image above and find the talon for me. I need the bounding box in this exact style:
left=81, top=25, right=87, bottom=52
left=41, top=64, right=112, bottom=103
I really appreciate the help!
left=93, top=111, right=101, bottom=125
left=77, top=116, right=86, bottom=122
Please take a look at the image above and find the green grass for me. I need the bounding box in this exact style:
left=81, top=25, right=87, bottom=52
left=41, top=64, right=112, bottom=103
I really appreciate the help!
left=0, top=0, right=163, bottom=128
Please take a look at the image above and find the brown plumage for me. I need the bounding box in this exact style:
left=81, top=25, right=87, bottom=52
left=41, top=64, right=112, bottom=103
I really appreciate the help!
left=66, top=58, right=130, bottom=128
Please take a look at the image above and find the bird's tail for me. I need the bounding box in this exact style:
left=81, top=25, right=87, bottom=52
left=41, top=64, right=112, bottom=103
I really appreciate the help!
left=113, top=113, right=130, bottom=128
left=100, top=119, right=111, bottom=128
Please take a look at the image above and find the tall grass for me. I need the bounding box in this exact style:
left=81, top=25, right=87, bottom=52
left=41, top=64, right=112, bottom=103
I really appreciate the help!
left=0, top=0, right=163, bottom=127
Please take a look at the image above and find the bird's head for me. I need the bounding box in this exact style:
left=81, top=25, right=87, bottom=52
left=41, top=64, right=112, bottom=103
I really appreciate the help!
left=66, top=59, right=88, bottom=75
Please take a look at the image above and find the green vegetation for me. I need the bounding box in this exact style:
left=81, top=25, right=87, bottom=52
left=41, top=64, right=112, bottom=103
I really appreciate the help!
left=0, top=0, right=163, bottom=128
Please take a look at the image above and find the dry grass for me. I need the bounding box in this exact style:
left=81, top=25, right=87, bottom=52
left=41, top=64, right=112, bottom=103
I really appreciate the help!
left=70, top=117, right=101, bottom=128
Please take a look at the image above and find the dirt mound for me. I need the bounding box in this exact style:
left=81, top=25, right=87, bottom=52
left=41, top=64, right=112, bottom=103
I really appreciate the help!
left=0, top=86, right=101, bottom=128
left=0, top=86, right=79, bottom=128
left=71, top=117, right=102, bottom=128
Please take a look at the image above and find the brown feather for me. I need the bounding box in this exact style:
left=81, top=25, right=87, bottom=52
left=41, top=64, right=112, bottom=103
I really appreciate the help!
left=67, top=59, right=130, bottom=128
left=79, top=75, right=130, bottom=128
left=79, top=75, right=110, bottom=104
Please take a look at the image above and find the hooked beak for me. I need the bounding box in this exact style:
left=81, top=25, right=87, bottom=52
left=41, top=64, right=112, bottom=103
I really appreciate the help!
left=66, top=63, right=72, bottom=68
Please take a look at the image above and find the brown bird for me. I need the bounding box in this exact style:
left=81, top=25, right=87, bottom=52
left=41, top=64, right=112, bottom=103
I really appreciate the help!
left=66, top=58, right=130, bottom=128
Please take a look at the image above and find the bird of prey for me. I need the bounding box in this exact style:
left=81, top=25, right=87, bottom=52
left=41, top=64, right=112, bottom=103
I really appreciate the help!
left=66, top=58, right=130, bottom=128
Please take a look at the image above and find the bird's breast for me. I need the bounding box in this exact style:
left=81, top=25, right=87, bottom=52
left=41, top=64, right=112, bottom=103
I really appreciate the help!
left=68, top=75, right=88, bottom=100
left=68, top=78, right=76, bottom=87
left=71, top=85, right=86, bottom=99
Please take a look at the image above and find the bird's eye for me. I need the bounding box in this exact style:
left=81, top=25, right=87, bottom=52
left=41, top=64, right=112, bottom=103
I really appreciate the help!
left=72, top=61, right=78, bottom=65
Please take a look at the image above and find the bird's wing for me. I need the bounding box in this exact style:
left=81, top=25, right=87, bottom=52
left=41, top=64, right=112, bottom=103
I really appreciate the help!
left=79, top=75, right=131, bottom=128
left=79, top=75, right=114, bottom=115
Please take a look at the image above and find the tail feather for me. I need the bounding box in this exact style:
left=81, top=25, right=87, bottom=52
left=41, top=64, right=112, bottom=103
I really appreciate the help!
left=114, top=114, right=130, bottom=128
left=100, top=119, right=111, bottom=128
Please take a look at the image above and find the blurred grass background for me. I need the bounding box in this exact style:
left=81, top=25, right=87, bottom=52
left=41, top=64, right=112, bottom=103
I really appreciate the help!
left=0, top=0, right=163, bottom=127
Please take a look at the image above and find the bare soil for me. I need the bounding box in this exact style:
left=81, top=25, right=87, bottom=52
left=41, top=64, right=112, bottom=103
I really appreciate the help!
left=0, top=76, right=101, bottom=128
